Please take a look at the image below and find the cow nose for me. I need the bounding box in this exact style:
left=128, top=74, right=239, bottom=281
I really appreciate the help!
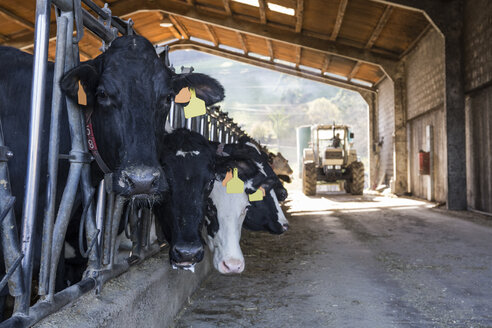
left=220, top=258, right=244, bottom=274
left=282, top=223, right=289, bottom=232
left=171, top=242, right=204, bottom=264
left=277, top=189, right=288, bottom=201
left=121, top=167, right=161, bottom=196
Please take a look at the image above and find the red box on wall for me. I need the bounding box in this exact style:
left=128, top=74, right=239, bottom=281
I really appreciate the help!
left=419, top=150, right=430, bottom=175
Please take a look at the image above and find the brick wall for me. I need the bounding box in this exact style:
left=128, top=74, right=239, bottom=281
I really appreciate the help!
left=464, top=0, right=492, bottom=213
left=406, top=29, right=445, bottom=119
left=464, top=0, right=492, bottom=92
left=404, top=28, right=447, bottom=202
left=375, top=77, right=394, bottom=187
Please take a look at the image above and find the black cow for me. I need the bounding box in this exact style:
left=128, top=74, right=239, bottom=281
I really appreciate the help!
left=154, top=129, right=218, bottom=269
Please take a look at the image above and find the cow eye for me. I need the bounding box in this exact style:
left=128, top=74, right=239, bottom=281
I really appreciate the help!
left=96, top=90, right=108, bottom=101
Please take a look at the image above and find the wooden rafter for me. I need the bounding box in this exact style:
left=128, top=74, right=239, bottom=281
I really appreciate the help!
left=169, top=16, right=189, bottom=39
left=295, top=0, right=304, bottom=33
left=168, top=25, right=182, bottom=40
left=236, top=32, right=248, bottom=53
left=258, top=0, right=267, bottom=24
left=295, top=47, right=302, bottom=67
left=169, top=40, right=375, bottom=93
left=204, top=24, right=219, bottom=46
left=322, top=55, right=332, bottom=73
left=0, top=6, right=34, bottom=30
left=108, top=0, right=400, bottom=69
left=223, top=0, right=232, bottom=16
left=347, top=61, right=362, bottom=80
left=186, top=0, right=194, bottom=4
left=79, top=48, right=93, bottom=60
left=266, top=39, right=274, bottom=61
left=330, top=0, right=348, bottom=41
left=365, top=6, right=394, bottom=49
left=0, top=33, right=10, bottom=42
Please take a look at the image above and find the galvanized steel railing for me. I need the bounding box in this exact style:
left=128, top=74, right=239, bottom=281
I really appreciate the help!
left=0, top=1, right=248, bottom=327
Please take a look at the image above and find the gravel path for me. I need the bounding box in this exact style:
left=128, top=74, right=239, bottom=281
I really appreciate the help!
left=173, top=190, right=492, bottom=328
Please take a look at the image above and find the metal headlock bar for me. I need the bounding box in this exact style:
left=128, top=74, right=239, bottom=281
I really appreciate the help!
left=0, top=1, right=249, bottom=326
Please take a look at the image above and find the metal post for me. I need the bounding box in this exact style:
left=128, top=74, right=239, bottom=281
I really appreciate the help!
left=95, top=181, right=106, bottom=248
left=38, top=12, right=68, bottom=297
left=168, top=101, right=175, bottom=129
left=15, top=0, right=52, bottom=314
left=210, top=117, right=217, bottom=142
left=0, top=123, right=24, bottom=299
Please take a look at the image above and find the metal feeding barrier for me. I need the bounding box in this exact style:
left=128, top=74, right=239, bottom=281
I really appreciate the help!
left=0, top=0, right=247, bottom=327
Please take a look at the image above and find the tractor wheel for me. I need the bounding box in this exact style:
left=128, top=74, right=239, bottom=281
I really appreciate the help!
left=348, top=161, right=364, bottom=195
left=302, top=161, right=317, bottom=196
left=344, top=180, right=351, bottom=194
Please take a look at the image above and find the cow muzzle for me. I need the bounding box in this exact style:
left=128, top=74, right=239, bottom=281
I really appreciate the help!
left=114, top=166, right=166, bottom=199
left=170, top=241, right=204, bottom=267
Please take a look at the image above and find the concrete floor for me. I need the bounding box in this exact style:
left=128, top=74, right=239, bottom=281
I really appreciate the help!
left=173, top=189, right=492, bottom=328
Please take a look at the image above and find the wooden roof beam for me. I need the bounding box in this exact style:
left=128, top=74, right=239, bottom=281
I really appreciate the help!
left=295, top=47, right=302, bottom=68
left=258, top=0, right=267, bottom=24
left=169, top=16, right=190, bottom=39
left=321, top=55, right=331, bottom=73
left=108, top=0, right=399, bottom=77
left=266, top=39, right=274, bottom=61
left=295, top=0, right=304, bottom=33
left=330, top=0, right=348, bottom=41
left=0, top=33, right=10, bottom=42
left=237, top=32, right=248, bottom=53
left=347, top=61, right=362, bottom=80
left=168, top=40, right=376, bottom=93
left=223, top=0, right=232, bottom=16
left=0, top=6, right=35, bottom=31
left=204, top=24, right=219, bottom=46
left=365, top=6, right=394, bottom=49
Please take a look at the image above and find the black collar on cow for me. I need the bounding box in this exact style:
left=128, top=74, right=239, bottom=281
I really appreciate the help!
left=85, top=108, right=112, bottom=174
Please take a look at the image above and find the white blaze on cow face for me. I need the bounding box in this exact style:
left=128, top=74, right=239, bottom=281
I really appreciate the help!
left=176, top=150, right=200, bottom=157
left=270, top=189, right=289, bottom=229
left=207, top=180, right=249, bottom=274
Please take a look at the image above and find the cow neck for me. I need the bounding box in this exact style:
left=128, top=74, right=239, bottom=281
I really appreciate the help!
left=85, top=108, right=112, bottom=174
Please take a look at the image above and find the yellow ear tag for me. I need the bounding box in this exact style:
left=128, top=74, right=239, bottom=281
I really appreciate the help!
left=183, top=88, right=206, bottom=119
left=78, top=81, right=87, bottom=106
left=226, top=168, right=244, bottom=194
left=248, top=189, right=264, bottom=202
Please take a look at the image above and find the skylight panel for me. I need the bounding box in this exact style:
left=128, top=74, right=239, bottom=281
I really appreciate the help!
left=232, top=0, right=259, bottom=7
left=267, top=3, right=295, bottom=16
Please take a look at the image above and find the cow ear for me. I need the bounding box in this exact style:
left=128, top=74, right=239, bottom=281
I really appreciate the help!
left=60, top=59, right=101, bottom=106
left=172, top=73, right=224, bottom=106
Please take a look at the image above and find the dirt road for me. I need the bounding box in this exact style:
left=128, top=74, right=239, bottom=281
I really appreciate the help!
left=173, top=190, right=492, bottom=328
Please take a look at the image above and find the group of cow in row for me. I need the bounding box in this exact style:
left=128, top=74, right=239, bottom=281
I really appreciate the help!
left=0, top=34, right=293, bottom=314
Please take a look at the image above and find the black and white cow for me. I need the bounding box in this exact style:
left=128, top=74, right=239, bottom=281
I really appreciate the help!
left=219, top=138, right=289, bottom=234
left=204, top=154, right=276, bottom=274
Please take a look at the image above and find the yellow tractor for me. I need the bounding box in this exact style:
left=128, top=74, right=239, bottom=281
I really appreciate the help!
left=302, top=124, right=364, bottom=196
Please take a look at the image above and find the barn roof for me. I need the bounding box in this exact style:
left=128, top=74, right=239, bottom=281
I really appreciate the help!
left=0, top=0, right=430, bottom=91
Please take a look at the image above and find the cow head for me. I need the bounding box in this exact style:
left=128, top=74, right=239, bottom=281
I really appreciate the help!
left=269, top=152, right=293, bottom=177
left=61, top=36, right=170, bottom=200
left=243, top=187, right=289, bottom=234
left=205, top=155, right=273, bottom=274
left=155, top=129, right=216, bottom=269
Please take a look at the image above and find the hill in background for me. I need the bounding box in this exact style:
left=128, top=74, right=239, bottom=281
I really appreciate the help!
left=169, top=50, right=369, bottom=173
